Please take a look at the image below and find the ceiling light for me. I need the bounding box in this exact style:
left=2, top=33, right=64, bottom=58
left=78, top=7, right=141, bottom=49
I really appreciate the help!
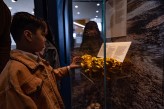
left=11, top=0, right=17, bottom=2
left=96, top=10, right=99, bottom=13
left=75, top=5, right=78, bottom=8
left=73, top=22, right=85, bottom=28
left=97, top=3, right=100, bottom=6
left=73, top=33, right=76, bottom=38
left=9, top=7, right=12, bottom=10
left=77, top=12, right=80, bottom=15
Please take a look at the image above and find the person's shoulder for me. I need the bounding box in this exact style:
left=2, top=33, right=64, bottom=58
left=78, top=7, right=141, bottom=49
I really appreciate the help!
left=4, top=59, right=30, bottom=74
left=0, top=59, right=32, bottom=86
left=45, top=40, right=57, bottom=50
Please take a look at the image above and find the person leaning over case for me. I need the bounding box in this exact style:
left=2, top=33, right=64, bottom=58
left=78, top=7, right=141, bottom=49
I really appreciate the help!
left=0, top=12, right=81, bottom=109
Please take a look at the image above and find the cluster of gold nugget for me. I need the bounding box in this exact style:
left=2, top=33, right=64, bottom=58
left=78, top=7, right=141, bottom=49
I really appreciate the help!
left=81, top=54, right=122, bottom=78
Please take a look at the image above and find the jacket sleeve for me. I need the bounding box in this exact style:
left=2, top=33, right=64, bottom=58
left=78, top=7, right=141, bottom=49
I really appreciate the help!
left=52, top=66, right=70, bottom=79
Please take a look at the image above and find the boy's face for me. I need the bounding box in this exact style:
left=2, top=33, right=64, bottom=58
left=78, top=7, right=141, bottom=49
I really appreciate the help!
left=30, top=29, right=46, bottom=52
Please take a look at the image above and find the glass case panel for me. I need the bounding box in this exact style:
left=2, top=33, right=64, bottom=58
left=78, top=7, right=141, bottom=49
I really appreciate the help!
left=71, top=0, right=163, bottom=109
left=72, top=0, right=104, bottom=108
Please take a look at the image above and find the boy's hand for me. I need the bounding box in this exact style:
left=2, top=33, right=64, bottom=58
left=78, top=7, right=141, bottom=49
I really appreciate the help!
left=69, top=56, right=82, bottom=69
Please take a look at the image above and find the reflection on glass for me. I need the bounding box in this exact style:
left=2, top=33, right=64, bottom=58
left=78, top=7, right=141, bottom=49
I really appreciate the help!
left=72, top=1, right=104, bottom=108
left=72, top=0, right=163, bottom=109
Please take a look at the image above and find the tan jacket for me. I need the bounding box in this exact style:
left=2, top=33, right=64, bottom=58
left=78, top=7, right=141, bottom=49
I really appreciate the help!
left=0, top=50, right=69, bottom=109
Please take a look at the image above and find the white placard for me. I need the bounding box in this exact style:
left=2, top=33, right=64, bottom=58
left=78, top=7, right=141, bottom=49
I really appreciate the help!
left=97, top=42, right=131, bottom=62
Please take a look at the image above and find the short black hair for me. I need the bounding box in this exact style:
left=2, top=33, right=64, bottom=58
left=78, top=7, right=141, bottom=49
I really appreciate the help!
left=10, top=12, right=46, bottom=43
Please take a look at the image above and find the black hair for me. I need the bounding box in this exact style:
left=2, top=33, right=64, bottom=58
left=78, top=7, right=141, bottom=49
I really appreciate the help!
left=82, top=21, right=102, bottom=43
left=80, top=21, right=103, bottom=56
left=83, top=21, right=100, bottom=32
left=10, top=12, right=46, bottom=43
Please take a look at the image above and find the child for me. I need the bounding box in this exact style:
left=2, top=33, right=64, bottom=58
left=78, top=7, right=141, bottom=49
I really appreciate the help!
left=0, top=12, right=80, bottom=109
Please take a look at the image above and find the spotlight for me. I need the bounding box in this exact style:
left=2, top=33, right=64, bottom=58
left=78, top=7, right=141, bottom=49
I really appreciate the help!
left=11, top=0, right=17, bottom=2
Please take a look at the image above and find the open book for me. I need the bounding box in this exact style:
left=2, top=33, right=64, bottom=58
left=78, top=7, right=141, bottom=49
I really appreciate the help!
left=97, top=42, right=131, bottom=62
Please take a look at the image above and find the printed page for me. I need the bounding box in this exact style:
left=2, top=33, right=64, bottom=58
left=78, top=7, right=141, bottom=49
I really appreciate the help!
left=97, top=42, right=131, bottom=62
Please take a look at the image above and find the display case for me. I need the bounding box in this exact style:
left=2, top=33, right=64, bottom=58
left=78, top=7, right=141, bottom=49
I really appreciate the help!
left=4, top=0, right=163, bottom=108
left=72, top=0, right=163, bottom=109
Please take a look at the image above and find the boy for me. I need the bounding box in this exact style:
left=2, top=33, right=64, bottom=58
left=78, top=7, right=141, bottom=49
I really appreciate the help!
left=0, top=12, right=80, bottom=109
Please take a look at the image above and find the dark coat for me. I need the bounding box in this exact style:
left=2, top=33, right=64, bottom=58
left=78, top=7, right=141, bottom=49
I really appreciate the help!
left=0, top=0, right=11, bottom=73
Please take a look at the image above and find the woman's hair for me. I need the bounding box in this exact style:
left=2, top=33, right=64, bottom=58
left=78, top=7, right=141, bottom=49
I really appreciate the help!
left=83, top=21, right=100, bottom=33
left=82, top=21, right=102, bottom=43
left=80, top=21, right=103, bottom=56
left=10, top=12, right=46, bottom=43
